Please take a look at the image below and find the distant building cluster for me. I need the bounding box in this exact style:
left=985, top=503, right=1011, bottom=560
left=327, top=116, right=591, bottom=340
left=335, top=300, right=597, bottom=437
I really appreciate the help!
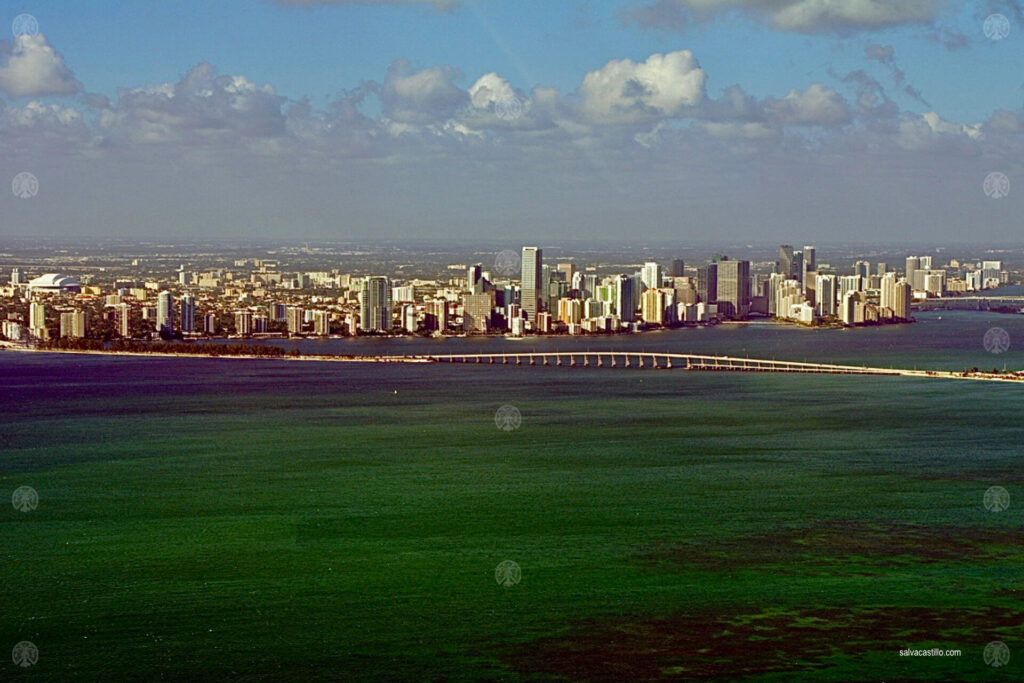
left=0, top=247, right=1012, bottom=344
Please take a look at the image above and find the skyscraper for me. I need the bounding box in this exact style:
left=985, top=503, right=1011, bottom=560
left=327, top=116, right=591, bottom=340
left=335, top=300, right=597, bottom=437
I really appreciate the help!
left=802, top=246, right=816, bottom=273
left=179, top=294, right=195, bottom=334
left=116, top=303, right=132, bottom=338
left=157, top=291, right=173, bottom=335
left=905, top=256, right=920, bottom=289
left=777, top=245, right=794, bottom=277
left=641, top=262, right=662, bottom=291
left=697, top=263, right=717, bottom=304
left=614, top=275, right=635, bottom=322
left=815, top=274, right=837, bottom=317
left=359, top=276, right=392, bottom=333
left=880, top=272, right=897, bottom=313
left=716, top=259, right=750, bottom=319
left=287, top=307, right=304, bottom=335
left=521, top=247, right=542, bottom=325
left=467, top=264, right=483, bottom=294
left=893, top=280, right=912, bottom=321
left=670, top=259, right=685, bottom=277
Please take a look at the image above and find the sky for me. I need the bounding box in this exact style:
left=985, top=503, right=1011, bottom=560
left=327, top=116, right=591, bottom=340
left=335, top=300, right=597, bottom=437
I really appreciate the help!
left=1, top=0, right=1023, bottom=244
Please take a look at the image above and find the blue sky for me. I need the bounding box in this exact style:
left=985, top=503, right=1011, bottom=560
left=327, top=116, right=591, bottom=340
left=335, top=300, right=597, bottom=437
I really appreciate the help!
left=1, top=0, right=1023, bottom=242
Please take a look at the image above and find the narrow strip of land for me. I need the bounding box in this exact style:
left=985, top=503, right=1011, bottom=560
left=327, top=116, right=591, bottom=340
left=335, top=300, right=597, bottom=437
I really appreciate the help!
left=2, top=343, right=1020, bottom=383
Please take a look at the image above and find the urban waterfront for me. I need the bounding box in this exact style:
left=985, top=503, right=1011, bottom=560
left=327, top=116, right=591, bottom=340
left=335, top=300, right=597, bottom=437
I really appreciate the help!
left=2, top=311, right=1022, bottom=680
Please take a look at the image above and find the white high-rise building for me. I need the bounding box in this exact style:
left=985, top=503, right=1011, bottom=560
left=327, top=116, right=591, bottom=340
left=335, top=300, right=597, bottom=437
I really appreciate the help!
left=29, top=302, right=46, bottom=336
left=641, top=262, right=662, bottom=291
left=157, top=291, right=174, bottom=334
left=815, top=274, right=837, bottom=317
left=179, top=295, right=195, bottom=334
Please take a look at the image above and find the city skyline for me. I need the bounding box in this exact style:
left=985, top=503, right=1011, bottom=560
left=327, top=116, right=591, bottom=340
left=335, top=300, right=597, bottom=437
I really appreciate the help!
left=1, top=1, right=1022, bottom=242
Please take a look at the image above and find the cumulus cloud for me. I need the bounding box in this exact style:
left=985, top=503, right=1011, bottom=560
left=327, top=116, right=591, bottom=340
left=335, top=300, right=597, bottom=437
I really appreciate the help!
left=766, top=84, right=851, bottom=125
left=624, top=0, right=941, bottom=33
left=895, top=111, right=983, bottom=151
left=580, top=51, right=706, bottom=124
left=98, top=62, right=286, bottom=145
left=379, top=60, right=467, bottom=125
left=0, top=33, right=80, bottom=98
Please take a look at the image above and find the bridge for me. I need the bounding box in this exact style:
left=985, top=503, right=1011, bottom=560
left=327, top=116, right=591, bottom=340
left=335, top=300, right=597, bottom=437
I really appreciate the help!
left=335, top=351, right=1023, bottom=382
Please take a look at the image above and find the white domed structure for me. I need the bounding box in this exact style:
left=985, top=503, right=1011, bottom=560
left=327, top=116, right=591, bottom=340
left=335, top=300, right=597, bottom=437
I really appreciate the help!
left=26, top=273, right=81, bottom=294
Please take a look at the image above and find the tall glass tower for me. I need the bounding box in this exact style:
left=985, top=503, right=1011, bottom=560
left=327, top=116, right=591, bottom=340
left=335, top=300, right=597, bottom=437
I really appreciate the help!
left=521, top=247, right=542, bottom=325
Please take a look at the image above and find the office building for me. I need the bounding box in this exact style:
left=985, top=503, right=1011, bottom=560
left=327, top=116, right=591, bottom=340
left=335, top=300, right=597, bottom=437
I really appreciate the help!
left=670, top=259, right=685, bottom=277
left=777, top=245, right=794, bottom=278
left=697, top=263, right=717, bottom=304
left=521, top=247, right=542, bottom=325
left=802, top=246, right=816, bottom=273
left=467, top=265, right=483, bottom=294
left=715, top=259, right=750, bottom=319
left=463, top=291, right=494, bottom=332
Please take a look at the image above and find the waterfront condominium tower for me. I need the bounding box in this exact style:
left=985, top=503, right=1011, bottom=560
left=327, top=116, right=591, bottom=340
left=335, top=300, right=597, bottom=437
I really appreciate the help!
left=157, top=291, right=174, bottom=335
left=641, top=262, right=662, bottom=291
left=521, top=247, right=542, bottom=326
left=179, top=294, right=195, bottom=334
left=359, top=276, right=392, bottom=333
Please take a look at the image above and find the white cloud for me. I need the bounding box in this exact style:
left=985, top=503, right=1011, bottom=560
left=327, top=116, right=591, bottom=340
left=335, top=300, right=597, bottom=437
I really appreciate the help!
left=380, top=60, right=467, bottom=124
left=99, top=63, right=286, bottom=145
left=767, top=84, right=851, bottom=125
left=895, top=111, right=983, bottom=151
left=0, top=33, right=79, bottom=98
left=580, top=51, right=706, bottom=124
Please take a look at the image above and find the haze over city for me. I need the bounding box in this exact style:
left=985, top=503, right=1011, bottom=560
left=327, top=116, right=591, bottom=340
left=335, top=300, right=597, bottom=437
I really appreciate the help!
left=1, top=0, right=1022, bottom=242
